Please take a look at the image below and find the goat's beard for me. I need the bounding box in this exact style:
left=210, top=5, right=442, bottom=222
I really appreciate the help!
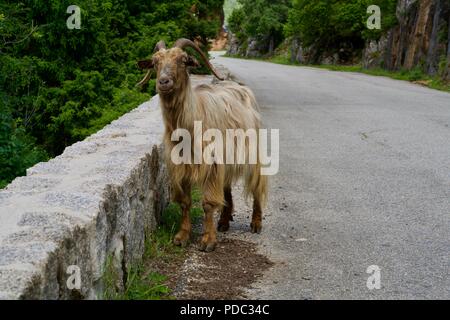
left=157, top=87, right=179, bottom=107
left=158, top=75, right=189, bottom=100
left=157, top=88, right=174, bottom=96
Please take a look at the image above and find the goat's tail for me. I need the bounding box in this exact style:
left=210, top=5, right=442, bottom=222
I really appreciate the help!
left=244, top=163, right=268, bottom=208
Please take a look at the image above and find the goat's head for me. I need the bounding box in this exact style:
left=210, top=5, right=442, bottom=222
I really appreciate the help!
left=137, top=39, right=224, bottom=97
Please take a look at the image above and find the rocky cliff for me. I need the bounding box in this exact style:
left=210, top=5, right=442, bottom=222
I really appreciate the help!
left=364, top=0, right=450, bottom=78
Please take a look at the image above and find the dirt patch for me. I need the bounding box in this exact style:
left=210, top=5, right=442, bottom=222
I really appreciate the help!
left=413, top=80, right=432, bottom=87
left=145, top=237, right=273, bottom=300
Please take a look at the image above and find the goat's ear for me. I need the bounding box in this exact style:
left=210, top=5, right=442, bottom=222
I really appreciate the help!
left=138, top=59, right=153, bottom=70
left=186, top=56, right=200, bottom=68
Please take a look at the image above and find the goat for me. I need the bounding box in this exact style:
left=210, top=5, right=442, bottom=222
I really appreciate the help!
left=138, top=39, right=267, bottom=252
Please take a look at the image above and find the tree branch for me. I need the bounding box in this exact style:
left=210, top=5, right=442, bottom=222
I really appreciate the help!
left=2, top=20, right=40, bottom=46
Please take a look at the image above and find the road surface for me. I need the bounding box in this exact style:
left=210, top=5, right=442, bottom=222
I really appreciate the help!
left=211, top=54, right=450, bottom=299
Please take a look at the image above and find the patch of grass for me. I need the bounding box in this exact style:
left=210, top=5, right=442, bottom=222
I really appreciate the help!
left=103, top=254, right=171, bottom=300
left=224, top=54, right=450, bottom=93
left=143, top=187, right=204, bottom=262
left=102, top=255, right=121, bottom=300
left=266, top=55, right=298, bottom=66
left=104, top=188, right=204, bottom=300
left=120, top=269, right=171, bottom=300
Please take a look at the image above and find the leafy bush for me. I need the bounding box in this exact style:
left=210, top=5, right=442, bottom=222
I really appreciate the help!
left=228, top=0, right=290, bottom=54
left=0, top=0, right=223, bottom=187
left=285, top=0, right=397, bottom=58
left=0, top=112, right=48, bottom=189
left=228, top=0, right=397, bottom=60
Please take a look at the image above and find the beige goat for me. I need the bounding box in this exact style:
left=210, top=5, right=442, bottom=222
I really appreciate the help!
left=138, top=39, right=267, bottom=252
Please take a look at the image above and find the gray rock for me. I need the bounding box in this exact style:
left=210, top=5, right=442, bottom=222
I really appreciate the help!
left=6, top=177, right=61, bottom=194
left=227, top=32, right=242, bottom=55
left=246, top=37, right=266, bottom=58
left=27, top=160, right=69, bottom=176
left=396, top=0, right=419, bottom=18
left=363, top=35, right=388, bottom=69
left=290, top=38, right=305, bottom=64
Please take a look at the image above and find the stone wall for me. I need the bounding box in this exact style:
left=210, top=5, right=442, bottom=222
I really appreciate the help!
left=0, top=96, right=170, bottom=299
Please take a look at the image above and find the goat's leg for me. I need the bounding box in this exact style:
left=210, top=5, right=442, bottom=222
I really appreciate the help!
left=173, top=182, right=192, bottom=247
left=199, top=170, right=224, bottom=252
left=248, top=167, right=267, bottom=234
left=218, top=186, right=234, bottom=232
left=251, top=196, right=263, bottom=234
left=200, top=201, right=219, bottom=252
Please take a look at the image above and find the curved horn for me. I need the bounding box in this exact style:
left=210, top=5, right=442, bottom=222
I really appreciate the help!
left=174, top=38, right=224, bottom=81
left=136, top=70, right=152, bottom=87
left=137, top=40, right=165, bottom=87
left=154, top=40, right=166, bottom=52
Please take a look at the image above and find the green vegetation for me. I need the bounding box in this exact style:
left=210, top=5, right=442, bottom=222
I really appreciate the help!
left=223, top=0, right=239, bottom=25
left=227, top=0, right=449, bottom=89
left=104, top=188, right=204, bottom=300
left=0, top=112, right=48, bottom=188
left=285, top=0, right=397, bottom=45
left=228, top=0, right=290, bottom=54
left=0, top=0, right=223, bottom=188
left=228, top=0, right=397, bottom=59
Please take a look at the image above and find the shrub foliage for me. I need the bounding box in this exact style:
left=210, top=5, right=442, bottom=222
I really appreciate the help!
left=0, top=0, right=223, bottom=188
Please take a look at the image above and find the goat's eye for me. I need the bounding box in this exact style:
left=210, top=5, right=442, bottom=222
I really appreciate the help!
left=179, top=56, right=188, bottom=65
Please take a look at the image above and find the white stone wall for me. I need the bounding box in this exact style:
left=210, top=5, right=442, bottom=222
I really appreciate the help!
left=0, top=96, right=169, bottom=299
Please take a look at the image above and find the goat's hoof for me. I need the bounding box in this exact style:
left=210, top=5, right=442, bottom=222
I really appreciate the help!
left=250, top=222, right=262, bottom=234
left=174, top=238, right=189, bottom=248
left=198, top=242, right=217, bottom=252
left=198, top=238, right=217, bottom=252
left=174, top=231, right=190, bottom=248
left=217, top=222, right=230, bottom=232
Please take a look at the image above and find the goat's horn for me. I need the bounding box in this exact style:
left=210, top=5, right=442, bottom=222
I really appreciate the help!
left=136, top=70, right=152, bottom=87
left=154, top=40, right=166, bottom=52
left=174, top=38, right=224, bottom=81
left=137, top=40, right=164, bottom=87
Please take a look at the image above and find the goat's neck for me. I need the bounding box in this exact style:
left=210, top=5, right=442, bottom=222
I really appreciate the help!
left=160, top=77, right=197, bottom=134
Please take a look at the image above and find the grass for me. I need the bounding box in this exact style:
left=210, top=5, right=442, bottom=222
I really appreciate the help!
left=114, top=269, right=171, bottom=300
left=103, top=188, right=204, bottom=300
left=224, top=54, right=450, bottom=93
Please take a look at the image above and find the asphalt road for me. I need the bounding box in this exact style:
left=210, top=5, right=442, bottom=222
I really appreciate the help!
left=212, top=54, right=450, bottom=299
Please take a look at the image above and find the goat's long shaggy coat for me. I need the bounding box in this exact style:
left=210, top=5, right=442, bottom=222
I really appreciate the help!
left=138, top=39, right=267, bottom=251
left=162, top=79, right=267, bottom=208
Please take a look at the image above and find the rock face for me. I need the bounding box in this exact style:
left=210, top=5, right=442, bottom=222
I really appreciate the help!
left=378, top=0, right=449, bottom=75
left=0, top=96, right=170, bottom=299
left=227, top=33, right=271, bottom=58
left=290, top=38, right=305, bottom=63
left=227, top=33, right=243, bottom=56
left=362, top=35, right=389, bottom=68
left=246, top=37, right=267, bottom=58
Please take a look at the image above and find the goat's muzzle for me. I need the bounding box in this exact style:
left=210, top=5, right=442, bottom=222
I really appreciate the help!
left=157, top=76, right=174, bottom=94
